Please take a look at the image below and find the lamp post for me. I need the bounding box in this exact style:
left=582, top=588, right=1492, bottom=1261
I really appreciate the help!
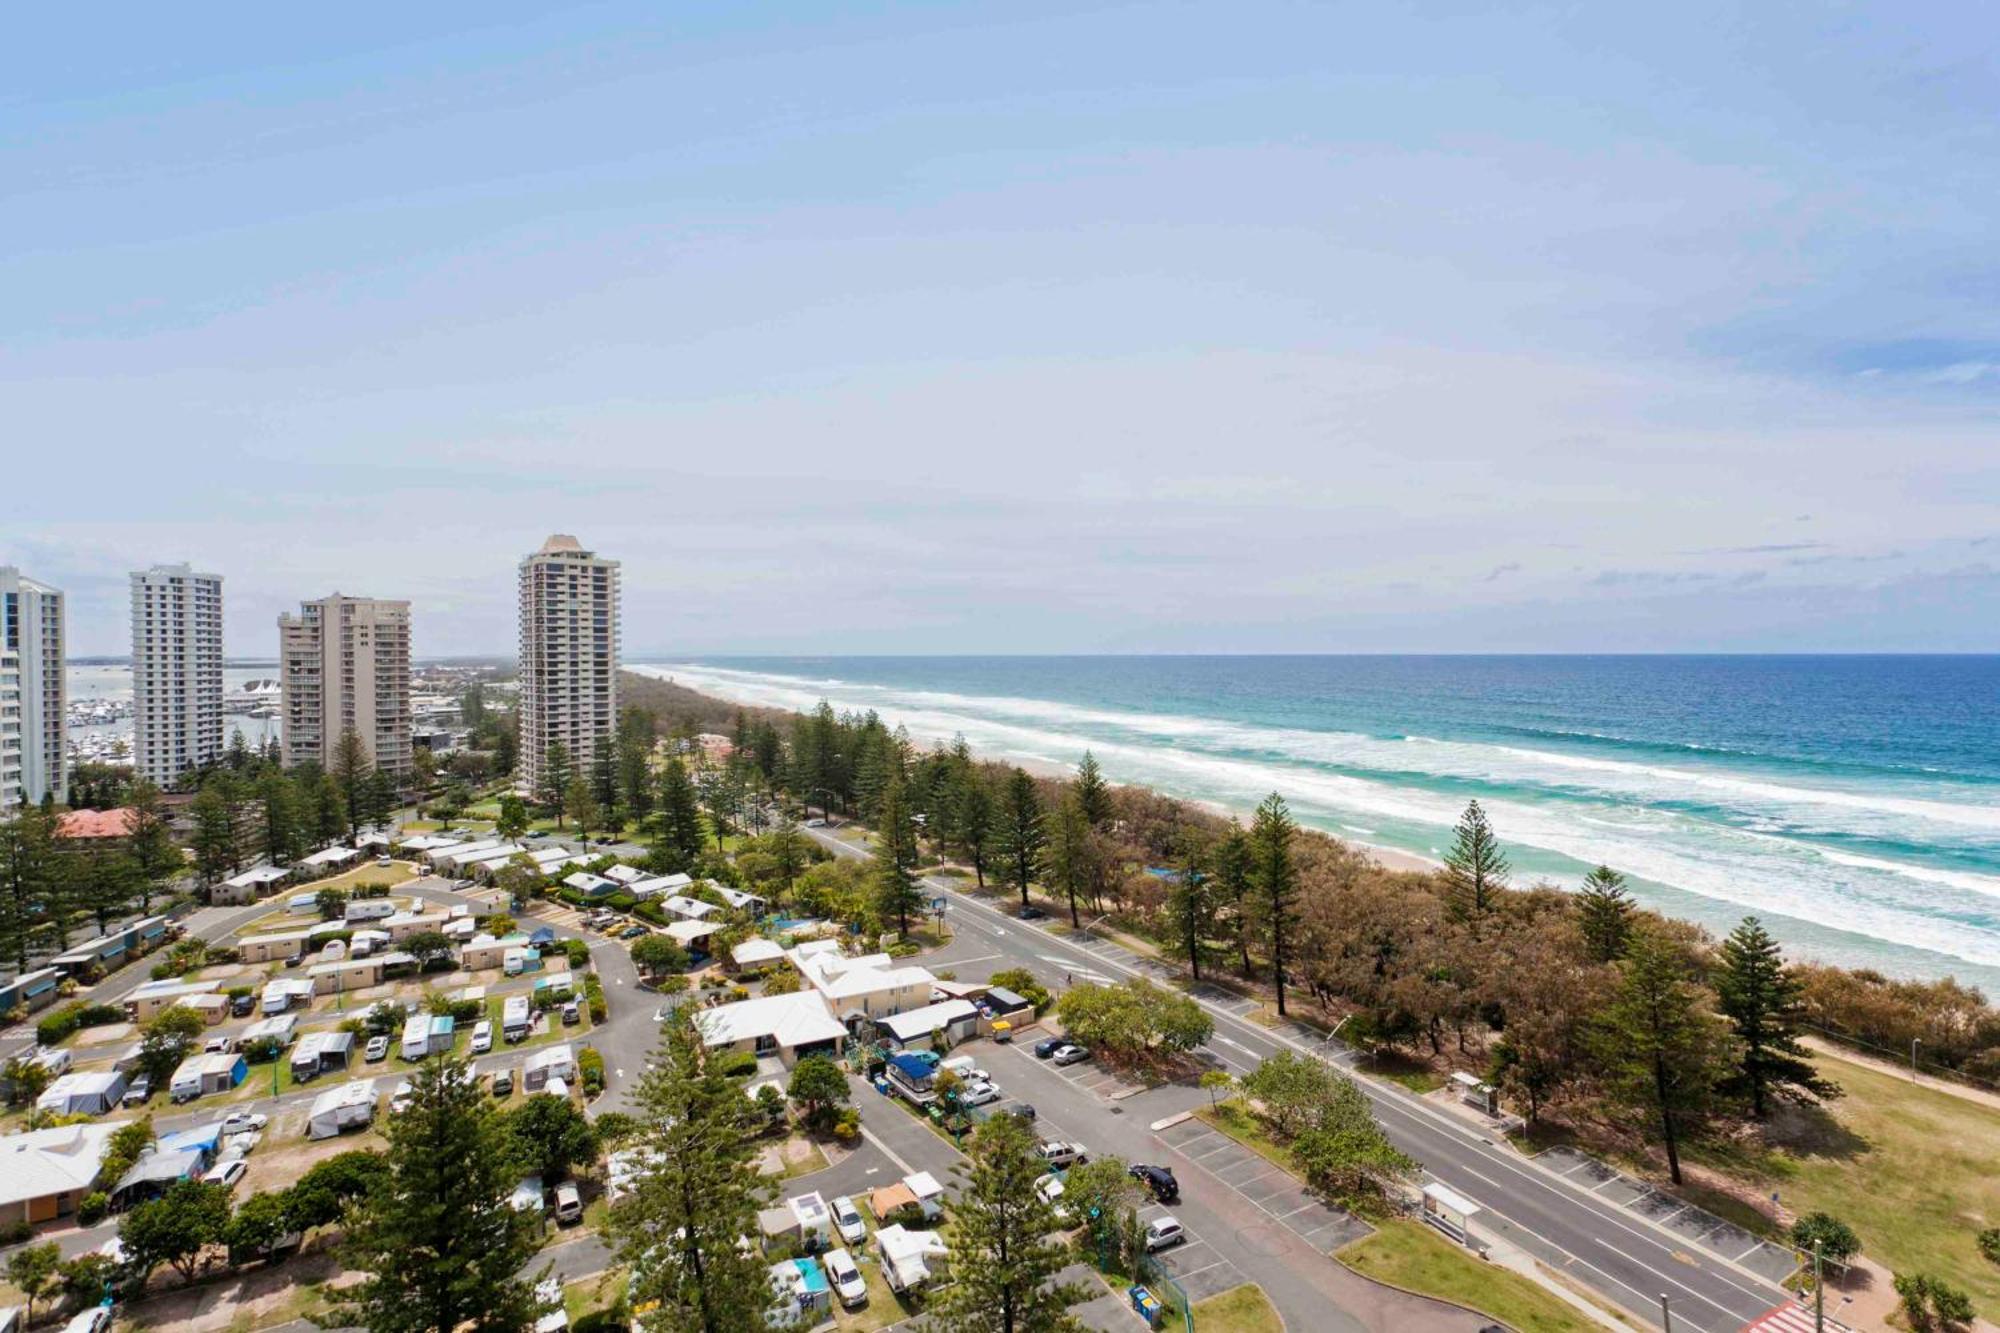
left=1814, top=1241, right=1825, bottom=1332
left=1659, top=1294, right=1672, bottom=1333
left=1912, top=1037, right=1922, bottom=1082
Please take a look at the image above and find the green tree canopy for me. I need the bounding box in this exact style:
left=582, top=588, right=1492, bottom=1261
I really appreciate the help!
left=608, top=1008, right=773, bottom=1333
left=121, top=1179, right=232, bottom=1284
left=928, top=1112, right=1083, bottom=1333
left=337, top=1057, right=548, bottom=1333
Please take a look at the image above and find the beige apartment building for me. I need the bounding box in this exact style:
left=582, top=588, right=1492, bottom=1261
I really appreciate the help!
left=279, top=594, right=413, bottom=777
left=517, top=534, right=619, bottom=797
left=130, top=564, right=223, bottom=788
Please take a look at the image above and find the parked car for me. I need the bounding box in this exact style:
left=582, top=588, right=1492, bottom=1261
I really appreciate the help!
left=471, top=1020, right=493, bottom=1054
left=1016, top=905, right=1047, bottom=921
left=1036, top=1140, right=1088, bottom=1168
left=1032, top=1037, right=1065, bottom=1059
left=61, top=1307, right=112, bottom=1333
left=417, top=865, right=433, bottom=877
left=375, top=855, right=392, bottom=867
left=831, top=1195, right=867, bottom=1245
left=824, top=1248, right=868, bottom=1308
left=230, top=993, right=255, bottom=1017
left=365, top=1034, right=390, bottom=1062
left=526, top=830, right=549, bottom=839
left=122, top=1075, right=151, bottom=1106
left=619, top=924, right=649, bottom=940
left=492, top=1067, right=515, bottom=1098
left=1129, top=1164, right=1180, bottom=1203
left=1051, top=1044, right=1090, bottom=1066
left=218, top=1112, right=268, bottom=1135
left=391, top=1080, right=414, bottom=1113
left=1143, top=1217, right=1187, bottom=1252
left=202, top=1159, right=249, bottom=1191
left=554, top=1182, right=583, bottom=1225
left=804, top=818, right=827, bottom=829
left=202, top=1036, right=232, bottom=1055
left=561, top=1000, right=581, bottom=1026
left=961, top=1079, right=1002, bottom=1106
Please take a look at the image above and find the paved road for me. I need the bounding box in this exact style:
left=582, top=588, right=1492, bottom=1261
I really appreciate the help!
left=803, top=825, right=1788, bottom=1333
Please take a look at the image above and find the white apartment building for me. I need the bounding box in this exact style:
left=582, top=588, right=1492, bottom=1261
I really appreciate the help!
left=0, top=568, right=66, bottom=813
left=279, top=594, right=413, bottom=777
left=130, top=564, right=224, bottom=788
left=517, top=535, right=619, bottom=796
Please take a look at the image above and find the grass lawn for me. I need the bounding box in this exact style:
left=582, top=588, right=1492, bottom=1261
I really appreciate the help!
left=1699, top=1049, right=2000, bottom=1311
left=1356, top=1051, right=1446, bottom=1095
left=1337, top=1220, right=1599, bottom=1333
left=1194, top=1099, right=1296, bottom=1174
left=1189, top=1283, right=1285, bottom=1333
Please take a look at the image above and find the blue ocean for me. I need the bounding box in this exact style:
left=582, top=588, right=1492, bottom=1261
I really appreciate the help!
left=632, top=656, right=2000, bottom=993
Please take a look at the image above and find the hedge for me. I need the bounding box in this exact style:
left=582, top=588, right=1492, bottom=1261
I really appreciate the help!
left=37, top=1001, right=127, bottom=1047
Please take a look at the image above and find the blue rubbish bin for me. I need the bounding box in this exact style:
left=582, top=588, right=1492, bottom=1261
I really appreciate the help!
left=1128, top=1285, right=1164, bottom=1328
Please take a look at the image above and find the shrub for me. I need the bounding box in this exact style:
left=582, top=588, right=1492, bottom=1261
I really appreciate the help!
left=604, top=891, right=636, bottom=912
left=578, top=1047, right=606, bottom=1096
left=77, top=1193, right=109, bottom=1226
left=583, top=974, right=607, bottom=1024
left=564, top=939, right=591, bottom=968
left=1895, top=1273, right=1975, bottom=1331
left=0, top=1220, right=32, bottom=1246
left=634, top=900, right=668, bottom=925
left=655, top=975, right=690, bottom=995
left=1980, top=1228, right=2000, bottom=1267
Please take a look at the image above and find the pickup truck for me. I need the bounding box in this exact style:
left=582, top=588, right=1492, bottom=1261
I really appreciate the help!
left=1036, top=1140, right=1088, bottom=1168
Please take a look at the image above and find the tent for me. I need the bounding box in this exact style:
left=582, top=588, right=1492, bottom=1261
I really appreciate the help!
left=36, top=1070, right=127, bottom=1116
left=307, top=1080, right=378, bottom=1140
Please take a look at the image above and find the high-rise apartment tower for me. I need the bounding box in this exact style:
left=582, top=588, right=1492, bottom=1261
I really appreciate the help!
left=517, top=535, right=619, bottom=797
left=130, top=564, right=224, bottom=788
left=0, top=567, right=66, bottom=812
left=279, top=594, right=413, bottom=778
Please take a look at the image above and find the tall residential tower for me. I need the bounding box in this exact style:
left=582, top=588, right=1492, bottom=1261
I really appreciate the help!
left=0, top=568, right=66, bottom=813
left=517, top=534, right=619, bottom=797
left=130, top=564, right=224, bottom=788
left=279, top=594, right=413, bottom=778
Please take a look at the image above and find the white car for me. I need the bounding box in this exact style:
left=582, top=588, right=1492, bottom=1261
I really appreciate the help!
left=1144, top=1216, right=1187, bottom=1252
left=203, top=1159, right=249, bottom=1191
left=471, top=1020, right=494, bottom=1054
left=831, top=1195, right=867, bottom=1245
left=62, top=1308, right=113, bottom=1333
left=217, top=1112, right=268, bottom=1136
left=961, top=1079, right=1002, bottom=1106
left=824, top=1248, right=867, bottom=1308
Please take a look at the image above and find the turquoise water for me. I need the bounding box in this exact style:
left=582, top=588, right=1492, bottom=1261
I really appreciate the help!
left=632, top=656, right=2000, bottom=994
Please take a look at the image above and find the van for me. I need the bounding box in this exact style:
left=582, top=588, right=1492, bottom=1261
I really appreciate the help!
left=471, top=1020, right=493, bottom=1054
left=560, top=1000, right=580, bottom=1026
left=553, top=1182, right=583, bottom=1226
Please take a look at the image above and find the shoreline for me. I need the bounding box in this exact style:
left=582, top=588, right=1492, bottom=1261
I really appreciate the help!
left=627, top=665, right=1440, bottom=876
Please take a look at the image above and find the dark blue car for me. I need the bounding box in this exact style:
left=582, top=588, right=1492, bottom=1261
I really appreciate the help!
left=1033, top=1036, right=1065, bottom=1059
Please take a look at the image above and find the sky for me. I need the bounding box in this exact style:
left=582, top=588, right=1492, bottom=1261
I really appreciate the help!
left=5, top=1, right=1998, bottom=659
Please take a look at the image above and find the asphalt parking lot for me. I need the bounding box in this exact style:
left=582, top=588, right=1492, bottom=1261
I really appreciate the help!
left=1154, top=1116, right=1369, bottom=1253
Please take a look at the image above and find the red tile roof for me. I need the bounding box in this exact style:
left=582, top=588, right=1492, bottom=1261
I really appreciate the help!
left=56, top=808, right=139, bottom=839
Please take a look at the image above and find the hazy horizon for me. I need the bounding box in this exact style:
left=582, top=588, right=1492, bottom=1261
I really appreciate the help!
left=8, top=4, right=1997, bottom=657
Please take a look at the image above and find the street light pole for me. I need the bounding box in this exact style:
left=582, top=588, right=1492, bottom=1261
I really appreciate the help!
left=1659, top=1294, right=1672, bottom=1333
left=1912, top=1037, right=1922, bottom=1082
left=1814, top=1241, right=1825, bottom=1333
